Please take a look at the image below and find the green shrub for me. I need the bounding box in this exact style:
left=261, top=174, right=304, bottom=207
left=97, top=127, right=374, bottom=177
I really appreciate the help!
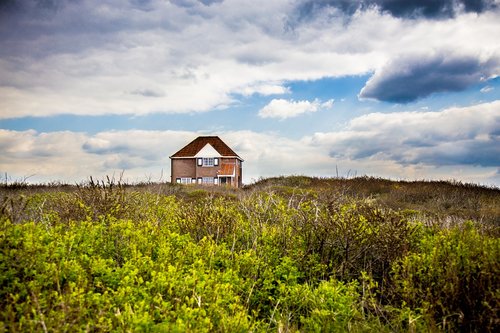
left=0, top=176, right=498, bottom=332
left=392, top=222, right=500, bottom=332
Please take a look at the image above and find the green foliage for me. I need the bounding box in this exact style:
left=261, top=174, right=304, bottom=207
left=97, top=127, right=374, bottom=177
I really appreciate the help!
left=0, top=176, right=498, bottom=332
left=392, top=222, right=500, bottom=332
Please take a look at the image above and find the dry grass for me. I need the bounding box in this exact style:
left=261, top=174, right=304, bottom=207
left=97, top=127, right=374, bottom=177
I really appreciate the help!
left=1, top=175, right=499, bottom=226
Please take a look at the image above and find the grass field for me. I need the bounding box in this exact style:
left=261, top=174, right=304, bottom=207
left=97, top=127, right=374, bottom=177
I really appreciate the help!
left=1, top=176, right=499, bottom=332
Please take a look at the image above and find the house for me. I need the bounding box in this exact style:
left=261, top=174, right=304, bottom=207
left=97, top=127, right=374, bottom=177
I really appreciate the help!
left=170, top=136, right=243, bottom=188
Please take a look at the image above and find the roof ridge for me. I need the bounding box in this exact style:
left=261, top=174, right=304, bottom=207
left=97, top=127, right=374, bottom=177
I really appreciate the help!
left=170, top=136, right=242, bottom=159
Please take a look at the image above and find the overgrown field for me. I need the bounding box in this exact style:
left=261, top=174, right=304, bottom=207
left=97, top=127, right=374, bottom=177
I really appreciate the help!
left=1, top=176, right=499, bottom=332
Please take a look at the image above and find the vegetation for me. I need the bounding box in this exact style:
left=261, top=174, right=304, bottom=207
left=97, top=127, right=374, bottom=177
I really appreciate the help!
left=1, top=176, right=499, bottom=332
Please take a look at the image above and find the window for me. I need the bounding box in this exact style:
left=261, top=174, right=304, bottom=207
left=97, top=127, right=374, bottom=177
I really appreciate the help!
left=202, top=158, right=214, bottom=167
left=197, top=157, right=219, bottom=167
left=202, top=177, right=214, bottom=185
left=180, top=178, right=192, bottom=184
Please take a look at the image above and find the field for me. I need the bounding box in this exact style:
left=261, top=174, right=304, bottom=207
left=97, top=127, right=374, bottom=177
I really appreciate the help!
left=1, top=176, right=499, bottom=332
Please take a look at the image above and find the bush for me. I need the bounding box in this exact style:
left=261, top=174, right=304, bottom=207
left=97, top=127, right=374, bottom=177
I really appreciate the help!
left=0, top=176, right=498, bottom=332
left=392, top=222, right=500, bottom=332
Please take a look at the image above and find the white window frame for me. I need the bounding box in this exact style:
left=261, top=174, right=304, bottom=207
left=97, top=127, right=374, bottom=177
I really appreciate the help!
left=202, top=177, right=214, bottom=185
left=202, top=157, right=215, bottom=167
left=180, top=177, right=192, bottom=184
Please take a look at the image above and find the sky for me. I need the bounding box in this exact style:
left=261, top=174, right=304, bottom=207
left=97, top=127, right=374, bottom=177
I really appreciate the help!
left=0, top=0, right=499, bottom=186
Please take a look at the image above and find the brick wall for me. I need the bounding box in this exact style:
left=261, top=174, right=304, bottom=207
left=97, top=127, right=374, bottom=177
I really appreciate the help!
left=195, top=165, right=219, bottom=177
left=171, top=159, right=196, bottom=180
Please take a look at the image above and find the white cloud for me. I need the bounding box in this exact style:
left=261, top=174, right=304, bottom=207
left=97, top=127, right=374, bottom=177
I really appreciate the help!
left=309, top=100, right=500, bottom=167
left=258, top=98, right=334, bottom=119
left=0, top=1, right=498, bottom=118
left=236, top=83, right=290, bottom=96
left=0, top=128, right=331, bottom=184
left=0, top=129, right=195, bottom=183
left=1, top=101, right=499, bottom=186
left=480, top=85, right=494, bottom=93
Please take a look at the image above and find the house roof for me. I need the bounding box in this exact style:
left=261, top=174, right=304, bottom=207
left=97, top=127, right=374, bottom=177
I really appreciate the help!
left=170, top=136, right=242, bottom=160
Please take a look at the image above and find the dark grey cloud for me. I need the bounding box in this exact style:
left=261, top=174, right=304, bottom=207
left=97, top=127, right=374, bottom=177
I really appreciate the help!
left=129, top=0, right=155, bottom=11
left=199, top=0, right=223, bottom=5
left=82, top=143, right=158, bottom=161
left=171, top=0, right=223, bottom=8
left=295, top=0, right=498, bottom=20
left=82, top=142, right=129, bottom=155
left=332, top=136, right=500, bottom=167
left=0, top=0, right=78, bottom=16
left=0, top=0, right=178, bottom=58
left=411, top=136, right=500, bottom=167
left=359, top=54, right=499, bottom=103
left=0, top=1, right=116, bottom=58
left=374, top=0, right=497, bottom=18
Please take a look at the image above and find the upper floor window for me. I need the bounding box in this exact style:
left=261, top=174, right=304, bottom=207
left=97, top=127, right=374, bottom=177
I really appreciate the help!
left=198, top=157, right=219, bottom=167
left=203, top=157, right=214, bottom=167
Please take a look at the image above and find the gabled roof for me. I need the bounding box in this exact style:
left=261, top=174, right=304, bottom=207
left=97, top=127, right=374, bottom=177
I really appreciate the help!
left=170, top=136, right=242, bottom=160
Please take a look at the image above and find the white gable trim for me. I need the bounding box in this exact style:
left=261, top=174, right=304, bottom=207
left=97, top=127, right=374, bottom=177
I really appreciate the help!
left=194, top=143, right=222, bottom=158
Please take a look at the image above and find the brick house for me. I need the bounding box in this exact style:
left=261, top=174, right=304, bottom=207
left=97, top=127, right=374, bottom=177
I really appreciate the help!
left=170, top=136, right=243, bottom=188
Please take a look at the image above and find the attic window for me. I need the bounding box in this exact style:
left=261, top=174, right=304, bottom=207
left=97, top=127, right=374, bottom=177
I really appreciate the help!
left=202, top=157, right=215, bottom=167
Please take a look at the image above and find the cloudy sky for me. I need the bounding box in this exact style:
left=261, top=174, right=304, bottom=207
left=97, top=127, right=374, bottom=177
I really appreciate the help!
left=1, top=0, right=499, bottom=185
